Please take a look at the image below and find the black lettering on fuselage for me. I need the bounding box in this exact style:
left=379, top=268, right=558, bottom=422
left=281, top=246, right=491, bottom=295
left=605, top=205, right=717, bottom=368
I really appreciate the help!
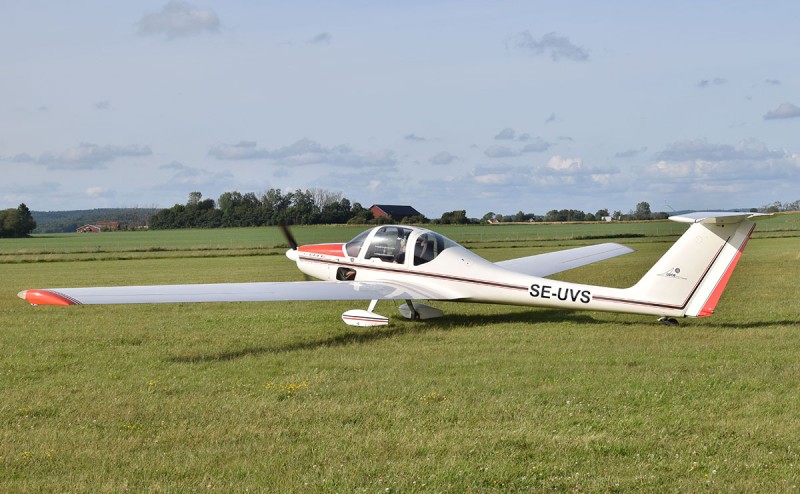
left=529, top=283, right=591, bottom=304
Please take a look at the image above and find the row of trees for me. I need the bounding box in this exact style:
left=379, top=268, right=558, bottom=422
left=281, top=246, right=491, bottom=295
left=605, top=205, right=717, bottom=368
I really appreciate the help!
left=149, top=189, right=382, bottom=229
left=481, top=209, right=615, bottom=223
left=475, top=202, right=668, bottom=224
left=148, top=192, right=798, bottom=230
left=760, top=200, right=800, bottom=213
left=32, top=208, right=157, bottom=233
left=148, top=191, right=675, bottom=230
left=12, top=194, right=798, bottom=235
left=0, top=204, right=37, bottom=238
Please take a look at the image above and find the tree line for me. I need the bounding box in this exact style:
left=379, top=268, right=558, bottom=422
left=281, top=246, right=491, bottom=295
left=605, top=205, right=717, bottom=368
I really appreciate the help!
left=0, top=204, right=37, bottom=238
left=139, top=194, right=800, bottom=230
left=147, top=192, right=676, bottom=230
left=6, top=194, right=798, bottom=235
left=148, top=189, right=385, bottom=229
left=32, top=208, right=157, bottom=233
left=475, top=202, right=667, bottom=224
left=760, top=200, right=800, bottom=213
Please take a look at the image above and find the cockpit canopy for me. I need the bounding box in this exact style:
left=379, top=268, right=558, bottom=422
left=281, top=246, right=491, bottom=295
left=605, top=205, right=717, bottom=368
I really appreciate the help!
left=345, top=225, right=456, bottom=266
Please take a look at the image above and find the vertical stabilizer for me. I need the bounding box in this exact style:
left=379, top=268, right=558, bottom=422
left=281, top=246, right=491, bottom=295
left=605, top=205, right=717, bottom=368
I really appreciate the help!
left=619, top=213, right=766, bottom=317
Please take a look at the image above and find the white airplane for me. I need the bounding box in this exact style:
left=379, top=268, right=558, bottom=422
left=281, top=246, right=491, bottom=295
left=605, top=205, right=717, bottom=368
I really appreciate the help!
left=18, top=212, right=769, bottom=326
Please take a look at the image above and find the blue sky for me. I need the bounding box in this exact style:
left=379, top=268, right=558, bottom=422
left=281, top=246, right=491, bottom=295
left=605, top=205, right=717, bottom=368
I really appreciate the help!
left=2, top=1, right=799, bottom=217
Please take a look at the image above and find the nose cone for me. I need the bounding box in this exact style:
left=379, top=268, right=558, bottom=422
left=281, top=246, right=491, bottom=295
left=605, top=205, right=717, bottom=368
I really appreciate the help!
left=286, top=249, right=299, bottom=261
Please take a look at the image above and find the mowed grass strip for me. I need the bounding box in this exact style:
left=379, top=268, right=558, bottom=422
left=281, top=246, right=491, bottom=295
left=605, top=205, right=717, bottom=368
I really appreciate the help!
left=1, top=219, right=799, bottom=492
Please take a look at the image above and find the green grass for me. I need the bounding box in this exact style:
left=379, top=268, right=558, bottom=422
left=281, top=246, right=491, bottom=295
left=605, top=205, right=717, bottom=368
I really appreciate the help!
left=1, top=216, right=799, bottom=492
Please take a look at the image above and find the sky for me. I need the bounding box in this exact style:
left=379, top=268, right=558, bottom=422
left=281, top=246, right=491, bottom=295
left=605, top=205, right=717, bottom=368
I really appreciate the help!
left=2, top=1, right=799, bottom=218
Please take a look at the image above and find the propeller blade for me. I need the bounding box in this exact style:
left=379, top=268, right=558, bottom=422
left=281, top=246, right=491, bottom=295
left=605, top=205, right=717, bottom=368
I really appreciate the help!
left=280, top=223, right=298, bottom=250
left=279, top=223, right=312, bottom=281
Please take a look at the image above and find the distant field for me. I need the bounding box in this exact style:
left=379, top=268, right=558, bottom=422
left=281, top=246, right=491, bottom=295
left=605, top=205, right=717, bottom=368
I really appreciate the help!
left=1, top=214, right=799, bottom=492
left=2, top=213, right=798, bottom=263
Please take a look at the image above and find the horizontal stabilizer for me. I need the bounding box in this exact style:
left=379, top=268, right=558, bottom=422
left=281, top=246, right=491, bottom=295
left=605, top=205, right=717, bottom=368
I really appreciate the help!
left=669, top=212, right=773, bottom=225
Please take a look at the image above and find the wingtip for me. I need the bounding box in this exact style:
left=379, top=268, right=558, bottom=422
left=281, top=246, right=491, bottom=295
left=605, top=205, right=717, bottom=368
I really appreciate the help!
left=17, top=289, right=77, bottom=306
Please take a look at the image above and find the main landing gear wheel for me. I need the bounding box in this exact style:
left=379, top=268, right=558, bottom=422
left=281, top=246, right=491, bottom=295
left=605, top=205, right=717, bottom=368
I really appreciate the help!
left=658, top=317, right=679, bottom=326
left=398, top=302, right=444, bottom=321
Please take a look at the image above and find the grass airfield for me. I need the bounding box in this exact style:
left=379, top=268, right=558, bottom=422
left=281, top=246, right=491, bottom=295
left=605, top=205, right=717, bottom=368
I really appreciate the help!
left=1, top=216, right=799, bottom=492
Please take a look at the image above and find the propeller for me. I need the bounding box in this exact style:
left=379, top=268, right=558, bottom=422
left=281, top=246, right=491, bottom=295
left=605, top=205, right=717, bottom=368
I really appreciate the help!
left=279, top=224, right=311, bottom=280
left=280, top=223, right=298, bottom=250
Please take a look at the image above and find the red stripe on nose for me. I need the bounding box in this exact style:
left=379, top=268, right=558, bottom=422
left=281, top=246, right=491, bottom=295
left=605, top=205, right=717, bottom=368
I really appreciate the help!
left=298, top=243, right=345, bottom=257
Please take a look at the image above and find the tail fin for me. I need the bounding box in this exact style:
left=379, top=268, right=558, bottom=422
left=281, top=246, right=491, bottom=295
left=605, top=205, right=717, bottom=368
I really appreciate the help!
left=624, top=212, right=769, bottom=317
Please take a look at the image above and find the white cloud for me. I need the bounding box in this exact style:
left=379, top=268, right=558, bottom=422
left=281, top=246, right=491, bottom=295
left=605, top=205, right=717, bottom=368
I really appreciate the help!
left=521, top=137, right=551, bottom=153
left=474, top=173, right=510, bottom=185
left=647, top=139, right=800, bottom=183
left=545, top=156, right=579, bottom=171
left=494, top=128, right=516, bottom=140
left=508, top=31, right=589, bottom=62
left=9, top=143, right=152, bottom=170
left=1, top=182, right=61, bottom=206
left=614, top=147, right=647, bottom=158
left=158, top=161, right=233, bottom=186
left=207, top=141, right=265, bottom=159
left=655, top=138, right=784, bottom=162
left=590, top=174, right=612, bottom=186
left=763, top=102, right=800, bottom=120
left=697, top=77, right=727, bottom=88
left=484, top=145, right=517, bottom=158
left=429, top=151, right=457, bottom=165
left=692, top=183, right=743, bottom=193
left=137, top=1, right=220, bottom=39
left=470, top=156, right=617, bottom=190
left=649, top=160, right=694, bottom=178
left=268, top=138, right=327, bottom=160
left=471, top=163, right=528, bottom=185
left=85, top=186, right=112, bottom=199
left=11, top=153, right=35, bottom=163
left=209, top=139, right=397, bottom=169
left=309, top=32, right=332, bottom=45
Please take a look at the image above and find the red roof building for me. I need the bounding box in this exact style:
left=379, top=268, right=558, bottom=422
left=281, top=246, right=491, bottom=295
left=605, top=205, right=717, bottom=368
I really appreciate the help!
left=369, top=205, right=422, bottom=221
left=76, top=221, right=120, bottom=233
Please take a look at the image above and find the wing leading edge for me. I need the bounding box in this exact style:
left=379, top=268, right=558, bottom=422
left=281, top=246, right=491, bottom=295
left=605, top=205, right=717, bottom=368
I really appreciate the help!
left=495, top=242, right=635, bottom=277
left=18, top=280, right=455, bottom=306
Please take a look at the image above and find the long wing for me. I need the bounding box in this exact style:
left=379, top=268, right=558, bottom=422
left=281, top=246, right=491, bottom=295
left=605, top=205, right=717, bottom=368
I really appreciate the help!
left=495, top=242, right=635, bottom=277
left=18, top=280, right=456, bottom=306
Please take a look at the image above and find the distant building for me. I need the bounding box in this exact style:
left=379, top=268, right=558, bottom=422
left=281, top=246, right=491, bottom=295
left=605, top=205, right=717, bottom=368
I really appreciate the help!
left=76, top=221, right=120, bottom=233
left=369, top=205, right=422, bottom=222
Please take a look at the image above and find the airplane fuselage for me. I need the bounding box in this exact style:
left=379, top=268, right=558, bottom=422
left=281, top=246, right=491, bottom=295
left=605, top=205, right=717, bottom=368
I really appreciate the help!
left=293, top=241, right=685, bottom=318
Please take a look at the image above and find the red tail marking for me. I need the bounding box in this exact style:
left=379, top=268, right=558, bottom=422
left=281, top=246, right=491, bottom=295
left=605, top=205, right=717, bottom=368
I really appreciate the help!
left=697, top=225, right=755, bottom=317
